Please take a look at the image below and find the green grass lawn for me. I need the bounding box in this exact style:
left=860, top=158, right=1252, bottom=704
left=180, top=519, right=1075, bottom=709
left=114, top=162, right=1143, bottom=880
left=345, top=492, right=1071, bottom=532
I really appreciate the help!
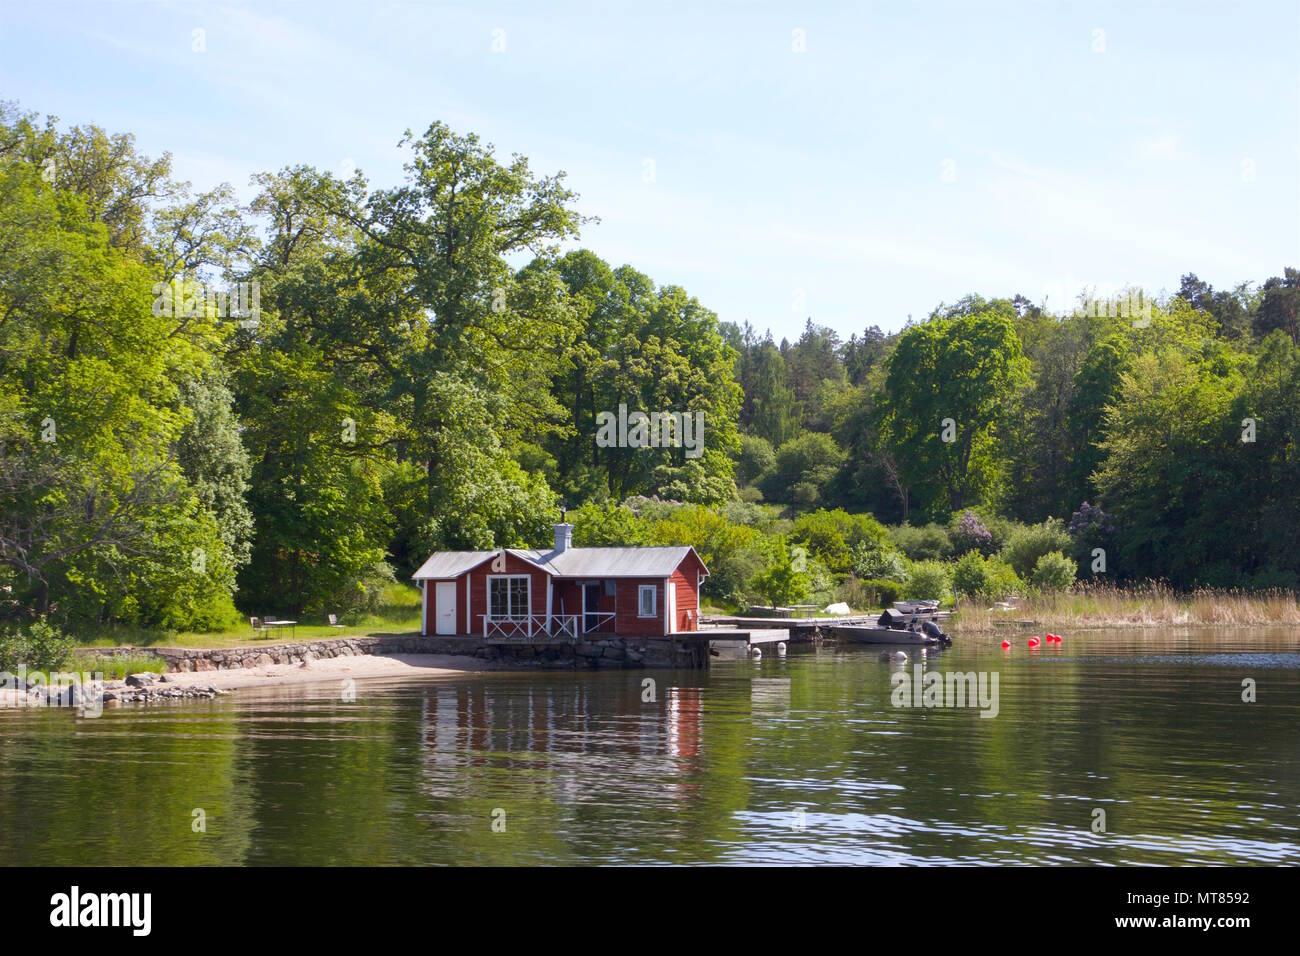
left=70, top=584, right=423, bottom=650
left=67, top=653, right=168, bottom=679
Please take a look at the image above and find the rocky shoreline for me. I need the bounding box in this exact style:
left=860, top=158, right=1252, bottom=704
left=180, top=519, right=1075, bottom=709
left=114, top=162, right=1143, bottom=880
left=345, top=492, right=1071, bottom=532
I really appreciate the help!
left=2, top=670, right=229, bottom=713
left=106, top=671, right=231, bottom=704
left=1, top=634, right=718, bottom=714
left=11, top=670, right=230, bottom=708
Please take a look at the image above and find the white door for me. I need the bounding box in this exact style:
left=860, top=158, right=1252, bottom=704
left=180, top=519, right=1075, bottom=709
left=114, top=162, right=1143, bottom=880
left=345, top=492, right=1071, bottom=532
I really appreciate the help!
left=666, top=582, right=677, bottom=634
left=435, top=581, right=457, bottom=635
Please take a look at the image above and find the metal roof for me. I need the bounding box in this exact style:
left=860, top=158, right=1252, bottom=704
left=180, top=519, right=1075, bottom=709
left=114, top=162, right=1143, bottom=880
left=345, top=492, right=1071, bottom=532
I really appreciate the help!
left=543, top=546, right=699, bottom=578
left=412, top=546, right=706, bottom=580
left=411, top=551, right=498, bottom=580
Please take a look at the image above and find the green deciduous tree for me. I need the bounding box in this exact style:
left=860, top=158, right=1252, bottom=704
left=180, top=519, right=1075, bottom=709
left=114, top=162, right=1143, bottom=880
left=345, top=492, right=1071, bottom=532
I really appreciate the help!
left=876, top=306, right=1029, bottom=516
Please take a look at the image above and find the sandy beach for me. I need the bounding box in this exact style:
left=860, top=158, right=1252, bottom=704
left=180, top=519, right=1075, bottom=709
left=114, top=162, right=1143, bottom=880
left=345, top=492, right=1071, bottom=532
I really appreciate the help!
left=0, top=653, right=487, bottom=710
left=160, top=652, right=487, bottom=691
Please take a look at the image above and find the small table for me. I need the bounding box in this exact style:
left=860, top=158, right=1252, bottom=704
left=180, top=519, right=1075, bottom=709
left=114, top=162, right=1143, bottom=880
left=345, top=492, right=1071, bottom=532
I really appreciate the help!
left=263, top=619, right=298, bottom=639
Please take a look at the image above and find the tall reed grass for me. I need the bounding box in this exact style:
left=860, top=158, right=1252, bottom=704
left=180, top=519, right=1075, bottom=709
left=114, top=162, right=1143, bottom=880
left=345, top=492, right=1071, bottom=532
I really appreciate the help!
left=951, top=581, right=1300, bottom=632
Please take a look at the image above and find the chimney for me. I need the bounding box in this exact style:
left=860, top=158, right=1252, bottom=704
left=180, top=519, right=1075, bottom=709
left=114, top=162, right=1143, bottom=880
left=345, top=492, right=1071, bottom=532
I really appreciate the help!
left=554, top=522, right=573, bottom=554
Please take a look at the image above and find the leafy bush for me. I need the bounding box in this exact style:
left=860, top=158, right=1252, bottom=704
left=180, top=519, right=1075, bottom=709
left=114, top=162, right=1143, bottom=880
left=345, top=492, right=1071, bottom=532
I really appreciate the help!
left=736, top=434, right=776, bottom=484
left=905, top=560, right=953, bottom=602
left=833, top=576, right=871, bottom=610
left=982, top=557, right=1024, bottom=600
left=1002, top=518, right=1073, bottom=579
left=761, top=433, right=845, bottom=505
left=790, top=509, right=890, bottom=574
left=865, top=578, right=905, bottom=607
left=0, top=619, right=72, bottom=671
left=333, top=561, right=399, bottom=615
left=804, top=556, right=837, bottom=606
left=888, top=523, right=953, bottom=561
left=952, top=551, right=1022, bottom=600
left=851, top=543, right=909, bottom=582
left=951, top=551, right=989, bottom=598
left=718, top=499, right=781, bottom=531
left=750, top=543, right=811, bottom=609
left=1031, top=551, right=1077, bottom=592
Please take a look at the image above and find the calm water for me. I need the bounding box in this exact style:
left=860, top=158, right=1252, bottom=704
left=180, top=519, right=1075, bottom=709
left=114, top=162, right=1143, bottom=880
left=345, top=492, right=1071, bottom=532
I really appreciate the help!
left=2, top=629, right=1298, bottom=865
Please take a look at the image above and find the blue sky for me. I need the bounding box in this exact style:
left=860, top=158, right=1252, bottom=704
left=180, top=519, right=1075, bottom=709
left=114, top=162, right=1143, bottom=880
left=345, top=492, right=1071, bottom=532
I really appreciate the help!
left=2, top=0, right=1297, bottom=340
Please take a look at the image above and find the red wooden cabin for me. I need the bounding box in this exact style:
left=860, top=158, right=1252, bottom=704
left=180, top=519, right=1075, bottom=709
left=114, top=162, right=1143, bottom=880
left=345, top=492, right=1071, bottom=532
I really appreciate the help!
left=413, top=524, right=709, bottom=641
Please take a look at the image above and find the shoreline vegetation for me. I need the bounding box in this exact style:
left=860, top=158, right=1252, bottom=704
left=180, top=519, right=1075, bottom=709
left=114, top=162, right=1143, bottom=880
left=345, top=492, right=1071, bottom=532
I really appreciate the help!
left=949, top=583, right=1300, bottom=633
left=69, top=583, right=422, bottom=651
left=58, top=582, right=1300, bottom=661
left=3, top=583, right=1295, bottom=711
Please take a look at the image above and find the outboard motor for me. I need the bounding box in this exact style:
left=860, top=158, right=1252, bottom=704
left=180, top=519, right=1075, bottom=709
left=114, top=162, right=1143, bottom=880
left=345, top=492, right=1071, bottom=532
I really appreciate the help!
left=921, top=618, right=951, bottom=645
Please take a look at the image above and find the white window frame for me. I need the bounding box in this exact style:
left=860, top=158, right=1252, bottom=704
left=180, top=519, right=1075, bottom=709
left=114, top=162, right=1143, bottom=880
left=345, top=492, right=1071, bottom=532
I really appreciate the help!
left=638, top=584, right=658, bottom=618
left=488, top=574, right=531, bottom=621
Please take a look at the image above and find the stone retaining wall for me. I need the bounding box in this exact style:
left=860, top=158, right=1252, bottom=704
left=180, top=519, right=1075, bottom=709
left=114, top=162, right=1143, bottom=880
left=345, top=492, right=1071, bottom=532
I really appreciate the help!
left=80, top=634, right=708, bottom=672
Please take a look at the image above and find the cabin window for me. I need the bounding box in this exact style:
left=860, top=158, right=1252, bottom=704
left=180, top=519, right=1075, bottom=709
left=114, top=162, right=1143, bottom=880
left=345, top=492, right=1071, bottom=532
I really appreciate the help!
left=489, top=575, right=530, bottom=620
left=638, top=585, right=657, bottom=618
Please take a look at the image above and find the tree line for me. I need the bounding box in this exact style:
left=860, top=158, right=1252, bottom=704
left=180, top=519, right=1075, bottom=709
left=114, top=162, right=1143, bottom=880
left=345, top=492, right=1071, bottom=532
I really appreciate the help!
left=2, top=101, right=1296, bottom=635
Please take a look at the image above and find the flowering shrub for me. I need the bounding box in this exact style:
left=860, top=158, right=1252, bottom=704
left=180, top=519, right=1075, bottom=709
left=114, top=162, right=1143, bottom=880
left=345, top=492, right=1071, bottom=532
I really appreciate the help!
left=952, top=510, right=995, bottom=555
left=1068, top=501, right=1114, bottom=538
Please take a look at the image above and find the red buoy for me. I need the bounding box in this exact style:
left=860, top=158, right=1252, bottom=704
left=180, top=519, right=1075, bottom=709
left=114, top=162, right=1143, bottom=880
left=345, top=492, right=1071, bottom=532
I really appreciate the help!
left=1028, top=636, right=1041, bottom=648
left=1000, top=640, right=1011, bottom=649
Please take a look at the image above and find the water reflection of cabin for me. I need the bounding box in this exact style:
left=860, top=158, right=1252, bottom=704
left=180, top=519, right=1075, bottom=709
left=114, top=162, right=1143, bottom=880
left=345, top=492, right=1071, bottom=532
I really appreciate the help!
left=413, top=523, right=709, bottom=641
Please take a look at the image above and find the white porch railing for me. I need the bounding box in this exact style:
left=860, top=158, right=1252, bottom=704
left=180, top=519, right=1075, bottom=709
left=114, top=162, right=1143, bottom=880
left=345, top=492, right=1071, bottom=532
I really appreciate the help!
left=582, top=610, right=616, bottom=633
left=481, top=611, right=618, bottom=643
left=483, top=613, right=579, bottom=643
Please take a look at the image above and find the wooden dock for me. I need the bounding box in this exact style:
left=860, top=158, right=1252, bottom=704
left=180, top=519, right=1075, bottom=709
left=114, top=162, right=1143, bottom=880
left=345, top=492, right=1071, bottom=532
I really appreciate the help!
left=704, top=613, right=879, bottom=629
left=691, top=627, right=790, bottom=646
